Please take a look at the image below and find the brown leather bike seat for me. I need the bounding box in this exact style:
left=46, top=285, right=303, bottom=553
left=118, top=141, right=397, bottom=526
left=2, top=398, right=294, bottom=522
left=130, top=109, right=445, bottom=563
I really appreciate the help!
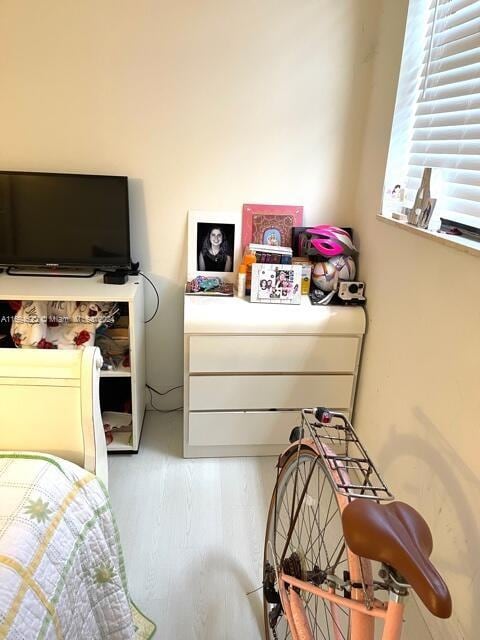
left=342, top=500, right=452, bottom=618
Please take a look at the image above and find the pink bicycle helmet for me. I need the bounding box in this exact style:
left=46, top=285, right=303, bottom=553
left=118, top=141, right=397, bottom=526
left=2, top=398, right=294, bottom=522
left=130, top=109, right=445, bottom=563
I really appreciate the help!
left=305, top=225, right=357, bottom=257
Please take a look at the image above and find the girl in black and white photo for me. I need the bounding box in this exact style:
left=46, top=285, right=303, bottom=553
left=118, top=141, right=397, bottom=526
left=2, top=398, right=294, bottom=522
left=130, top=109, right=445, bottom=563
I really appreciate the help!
left=198, top=225, right=233, bottom=272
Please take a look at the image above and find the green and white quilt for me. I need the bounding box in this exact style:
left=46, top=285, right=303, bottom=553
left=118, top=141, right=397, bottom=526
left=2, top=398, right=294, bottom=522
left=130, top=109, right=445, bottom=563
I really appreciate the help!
left=0, top=453, right=155, bottom=640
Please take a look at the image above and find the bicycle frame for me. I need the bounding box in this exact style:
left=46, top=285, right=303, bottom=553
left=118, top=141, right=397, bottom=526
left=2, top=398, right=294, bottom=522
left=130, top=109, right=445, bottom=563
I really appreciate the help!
left=278, top=572, right=406, bottom=640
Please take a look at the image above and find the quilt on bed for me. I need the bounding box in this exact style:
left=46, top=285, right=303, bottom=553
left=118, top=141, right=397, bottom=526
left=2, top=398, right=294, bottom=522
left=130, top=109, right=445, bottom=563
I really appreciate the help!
left=0, top=454, right=155, bottom=640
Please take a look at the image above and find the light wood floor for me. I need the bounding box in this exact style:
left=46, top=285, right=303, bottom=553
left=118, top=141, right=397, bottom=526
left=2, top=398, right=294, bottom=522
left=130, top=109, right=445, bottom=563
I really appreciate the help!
left=109, top=411, right=431, bottom=640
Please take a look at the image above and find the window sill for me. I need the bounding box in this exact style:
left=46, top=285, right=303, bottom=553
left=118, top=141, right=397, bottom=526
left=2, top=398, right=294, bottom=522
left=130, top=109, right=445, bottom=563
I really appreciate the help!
left=377, top=214, right=480, bottom=258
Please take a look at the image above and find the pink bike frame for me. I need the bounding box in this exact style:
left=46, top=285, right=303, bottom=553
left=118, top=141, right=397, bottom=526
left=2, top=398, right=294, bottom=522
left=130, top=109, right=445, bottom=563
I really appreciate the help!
left=274, top=439, right=407, bottom=640
left=278, top=574, right=406, bottom=640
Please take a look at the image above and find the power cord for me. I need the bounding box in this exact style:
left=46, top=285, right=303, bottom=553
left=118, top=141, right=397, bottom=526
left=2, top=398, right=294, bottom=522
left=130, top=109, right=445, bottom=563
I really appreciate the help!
left=146, top=383, right=183, bottom=396
left=147, top=386, right=183, bottom=413
left=138, top=271, right=160, bottom=323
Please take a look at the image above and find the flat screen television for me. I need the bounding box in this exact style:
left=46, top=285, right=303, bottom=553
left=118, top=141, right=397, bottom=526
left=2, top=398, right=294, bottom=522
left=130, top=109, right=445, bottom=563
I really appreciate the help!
left=0, top=171, right=131, bottom=270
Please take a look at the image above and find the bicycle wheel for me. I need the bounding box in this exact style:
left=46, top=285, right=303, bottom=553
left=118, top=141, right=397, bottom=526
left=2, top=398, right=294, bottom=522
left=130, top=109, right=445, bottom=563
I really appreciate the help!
left=263, top=447, right=366, bottom=640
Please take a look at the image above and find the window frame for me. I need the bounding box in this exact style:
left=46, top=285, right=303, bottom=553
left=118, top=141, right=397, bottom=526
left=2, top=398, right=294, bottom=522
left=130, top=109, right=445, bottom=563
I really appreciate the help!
left=379, top=0, right=480, bottom=256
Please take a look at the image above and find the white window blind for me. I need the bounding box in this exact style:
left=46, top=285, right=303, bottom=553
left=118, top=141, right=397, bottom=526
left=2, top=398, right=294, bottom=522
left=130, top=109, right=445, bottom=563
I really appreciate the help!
left=383, top=0, right=480, bottom=230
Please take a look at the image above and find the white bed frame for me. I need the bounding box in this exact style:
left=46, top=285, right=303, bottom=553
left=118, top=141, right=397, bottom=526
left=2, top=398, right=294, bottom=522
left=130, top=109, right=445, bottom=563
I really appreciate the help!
left=0, top=346, right=108, bottom=485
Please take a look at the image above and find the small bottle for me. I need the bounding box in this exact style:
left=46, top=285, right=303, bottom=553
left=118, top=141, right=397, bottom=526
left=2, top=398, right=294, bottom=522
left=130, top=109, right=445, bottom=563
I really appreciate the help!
left=243, top=250, right=257, bottom=296
left=237, top=263, right=247, bottom=298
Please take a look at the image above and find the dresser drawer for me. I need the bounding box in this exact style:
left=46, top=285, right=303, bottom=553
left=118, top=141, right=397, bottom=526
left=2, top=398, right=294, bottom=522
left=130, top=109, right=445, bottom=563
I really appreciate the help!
left=189, top=374, right=353, bottom=411
left=189, top=335, right=359, bottom=373
left=189, top=411, right=298, bottom=446
left=188, top=410, right=351, bottom=447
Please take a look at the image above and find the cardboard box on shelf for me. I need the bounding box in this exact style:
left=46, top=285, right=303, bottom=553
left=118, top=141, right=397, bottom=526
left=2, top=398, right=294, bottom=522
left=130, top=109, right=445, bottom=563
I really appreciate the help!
left=292, top=257, right=312, bottom=295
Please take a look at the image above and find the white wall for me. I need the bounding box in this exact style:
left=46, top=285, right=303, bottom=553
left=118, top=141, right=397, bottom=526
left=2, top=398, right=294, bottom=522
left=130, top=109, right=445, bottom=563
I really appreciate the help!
left=353, top=2, right=480, bottom=639
left=0, top=0, right=381, bottom=399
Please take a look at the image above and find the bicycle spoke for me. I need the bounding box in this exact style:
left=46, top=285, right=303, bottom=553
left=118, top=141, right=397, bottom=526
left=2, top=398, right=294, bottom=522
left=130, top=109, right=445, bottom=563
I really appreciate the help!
left=328, top=537, right=346, bottom=571
left=320, top=599, right=332, bottom=640
left=276, top=506, right=289, bottom=541
left=309, top=485, right=335, bottom=569
left=323, top=600, right=349, bottom=640
left=297, top=461, right=309, bottom=544
left=310, top=609, right=328, bottom=640
left=304, top=508, right=334, bottom=566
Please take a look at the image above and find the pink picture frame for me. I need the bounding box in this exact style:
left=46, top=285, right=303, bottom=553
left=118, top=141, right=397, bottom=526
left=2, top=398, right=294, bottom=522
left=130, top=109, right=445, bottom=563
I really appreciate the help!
left=241, top=204, right=303, bottom=252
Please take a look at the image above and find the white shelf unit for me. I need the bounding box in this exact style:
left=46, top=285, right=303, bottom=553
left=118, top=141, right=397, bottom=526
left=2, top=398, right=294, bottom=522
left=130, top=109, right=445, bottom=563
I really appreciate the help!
left=0, top=274, right=145, bottom=453
left=184, top=295, right=366, bottom=458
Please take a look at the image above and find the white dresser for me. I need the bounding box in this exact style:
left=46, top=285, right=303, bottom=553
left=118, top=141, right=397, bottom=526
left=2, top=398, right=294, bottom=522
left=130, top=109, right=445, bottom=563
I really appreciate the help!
left=183, top=295, right=366, bottom=458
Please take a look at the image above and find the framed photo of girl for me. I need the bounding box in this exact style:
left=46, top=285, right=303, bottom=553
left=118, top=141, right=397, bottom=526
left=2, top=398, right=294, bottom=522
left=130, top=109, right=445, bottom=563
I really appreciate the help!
left=187, top=210, right=242, bottom=283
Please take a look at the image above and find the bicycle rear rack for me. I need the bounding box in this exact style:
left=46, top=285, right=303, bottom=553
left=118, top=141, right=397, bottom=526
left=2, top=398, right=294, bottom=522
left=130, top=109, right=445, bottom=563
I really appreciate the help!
left=301, top=409, right=394, bottom=501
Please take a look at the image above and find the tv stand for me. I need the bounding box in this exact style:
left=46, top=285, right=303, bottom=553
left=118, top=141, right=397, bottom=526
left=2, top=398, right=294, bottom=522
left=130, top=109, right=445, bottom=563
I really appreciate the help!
left=0, top=273, right=145, bottom=453
left=6, top=266, right=97, bottom=278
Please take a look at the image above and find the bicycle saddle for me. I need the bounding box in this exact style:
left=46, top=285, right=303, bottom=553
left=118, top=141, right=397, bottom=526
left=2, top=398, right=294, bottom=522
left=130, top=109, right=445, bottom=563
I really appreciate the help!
left=342, top=500, right=452, bottom=618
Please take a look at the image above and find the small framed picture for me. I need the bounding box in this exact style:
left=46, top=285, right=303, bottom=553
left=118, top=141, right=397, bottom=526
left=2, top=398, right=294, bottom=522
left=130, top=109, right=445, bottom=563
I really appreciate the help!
left=242, top=204, right=303, bottom=252
left=250, top=264, right=302, bottom=305
left=187, top=210, right=242, bottom=283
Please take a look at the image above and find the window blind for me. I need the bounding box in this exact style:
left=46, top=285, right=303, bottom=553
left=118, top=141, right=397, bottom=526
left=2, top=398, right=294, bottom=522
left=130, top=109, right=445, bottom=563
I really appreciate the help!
left=383, top=0, right=480, bottom=229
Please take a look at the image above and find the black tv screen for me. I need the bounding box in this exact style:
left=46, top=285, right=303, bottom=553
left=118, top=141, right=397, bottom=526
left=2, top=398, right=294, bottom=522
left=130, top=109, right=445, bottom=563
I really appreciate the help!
left=0, top=171, right=131, bottom=269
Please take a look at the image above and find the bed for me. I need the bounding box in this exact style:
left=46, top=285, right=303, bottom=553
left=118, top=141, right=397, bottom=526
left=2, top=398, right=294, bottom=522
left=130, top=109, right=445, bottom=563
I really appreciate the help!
left=0, top=347, right=155, bottom=639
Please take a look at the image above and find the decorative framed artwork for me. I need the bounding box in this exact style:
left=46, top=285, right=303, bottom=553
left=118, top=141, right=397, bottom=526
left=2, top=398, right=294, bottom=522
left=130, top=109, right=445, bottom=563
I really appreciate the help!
left=250, top=263, right=302, bottom=305
left=242, top=204, right=303, bottom=251
left=187, top=210, right=242, bottom=283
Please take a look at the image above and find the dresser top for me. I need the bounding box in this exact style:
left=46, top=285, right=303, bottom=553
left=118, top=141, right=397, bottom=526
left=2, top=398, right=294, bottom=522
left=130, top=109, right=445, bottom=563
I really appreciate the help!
left=184, top=295, right=366, bottom=335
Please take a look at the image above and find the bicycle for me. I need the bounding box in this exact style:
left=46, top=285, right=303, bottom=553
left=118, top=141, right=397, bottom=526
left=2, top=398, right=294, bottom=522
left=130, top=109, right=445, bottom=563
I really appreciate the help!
left=263, top=408, right=452, bottom=640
